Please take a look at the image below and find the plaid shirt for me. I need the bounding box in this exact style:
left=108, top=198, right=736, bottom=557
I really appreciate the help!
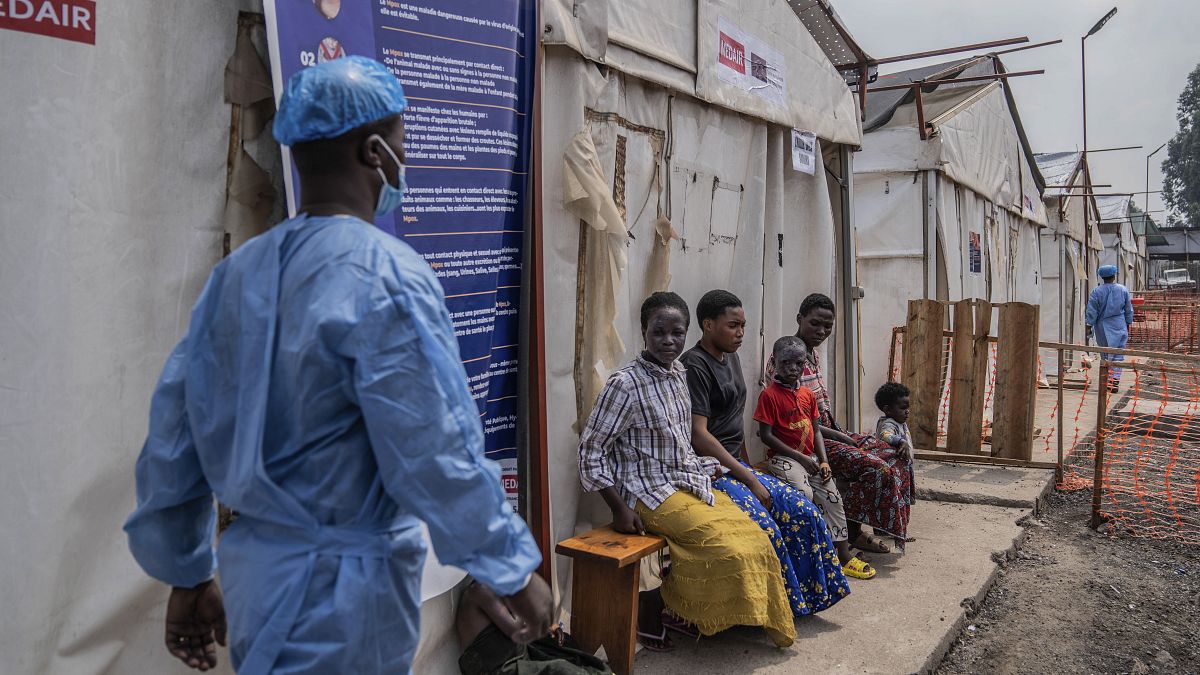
left=578, top=356, right=726, bottom=509
left=798, top=351, right=835, bottom=429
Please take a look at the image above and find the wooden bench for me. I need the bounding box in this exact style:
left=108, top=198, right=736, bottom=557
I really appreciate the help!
left=556, top=526, right=667, bottom=675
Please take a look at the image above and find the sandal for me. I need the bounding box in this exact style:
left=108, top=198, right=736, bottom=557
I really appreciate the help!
left=842, top=556, right=877, bottom=580
left=854, top=534, right=892, bottom=554
left=636, top=626, right=674, bottom=652
left=661, top=611, right=701, bottom=639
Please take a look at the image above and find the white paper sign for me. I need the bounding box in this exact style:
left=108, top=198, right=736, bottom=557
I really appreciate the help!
left=791, top=129, right=816, bottom=175
left=716, top=16, right=786, bottom=109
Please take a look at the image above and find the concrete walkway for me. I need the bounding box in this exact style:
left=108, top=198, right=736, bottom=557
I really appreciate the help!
left=631, top=461, right=1055, bottom=674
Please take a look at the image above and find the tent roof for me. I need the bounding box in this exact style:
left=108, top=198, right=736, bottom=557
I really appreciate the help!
left=1034, top=151, right=1084, bottom=198
left=787, top=0, right=875, bottom=84
left=1131, top=208, right=1168, bottom=246
left=1096, top=195, right=1131, bottom=223
left=863, top=54, right=1046, bottom=195
left=864, top=56, right=991, bottom=131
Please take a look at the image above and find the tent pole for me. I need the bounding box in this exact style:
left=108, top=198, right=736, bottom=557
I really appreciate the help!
left=923, top=171, right=938, bottom=299
left=526, top=35, right=552, bottom=582
left=839, top=145, right=861, bottom=430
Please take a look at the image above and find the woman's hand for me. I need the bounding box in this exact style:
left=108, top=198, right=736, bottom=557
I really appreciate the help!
left=741, top=472, right=773, bottom=510
left=611, top=502, right=646, bottom=535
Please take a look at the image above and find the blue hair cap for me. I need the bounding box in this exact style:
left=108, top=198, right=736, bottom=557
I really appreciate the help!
left=1098, top=264, right=1118, bottom=278
left=273, top=56, right=408, bottom=146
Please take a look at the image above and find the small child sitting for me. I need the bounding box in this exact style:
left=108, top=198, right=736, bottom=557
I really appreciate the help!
left=874, top=382, right=917, bottom=507
left=756, top=336, right=876, bottom=580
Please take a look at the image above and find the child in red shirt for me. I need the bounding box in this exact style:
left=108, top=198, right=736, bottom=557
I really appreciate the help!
left=755, top=336, right=875, bottom=580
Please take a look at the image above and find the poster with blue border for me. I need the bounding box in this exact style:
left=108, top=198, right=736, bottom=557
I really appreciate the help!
left=264, top=0, right=536, bottom=510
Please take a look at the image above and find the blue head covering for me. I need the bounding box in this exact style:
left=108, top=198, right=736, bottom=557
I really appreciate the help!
left=1098, top=264, right=1118, bottom=279
left=273, top=56, right=408, bottom=146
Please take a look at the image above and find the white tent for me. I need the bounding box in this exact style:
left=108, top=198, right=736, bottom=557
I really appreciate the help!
left=1034, top=151, right=1102, bottom=366
left=1, top=0, right=866, bottom=671
left=1097, top=195, right=1140, bottom=289
left=852, top=55, right=1048, bottom=421
left=0, top=2, right=264, bottom=673
left=539, top=0, right=863, bottom=632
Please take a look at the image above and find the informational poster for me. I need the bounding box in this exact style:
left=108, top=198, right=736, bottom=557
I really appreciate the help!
left=968, top=231, right=982, bottom=275
left=716, top=16, right=786, bottom=108
left=790, top=129, right=816, bottom=175
left=0, top=0, right=95, bottom=44
left=264, top=0, right=536, bottom=511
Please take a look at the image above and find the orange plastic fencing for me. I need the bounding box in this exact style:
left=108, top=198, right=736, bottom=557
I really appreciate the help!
left=1090, top=360, right=1200, bottom=545
left=1129, top=293, right=1200, bottom=354
left=887, top=325, right=1200, bottom=545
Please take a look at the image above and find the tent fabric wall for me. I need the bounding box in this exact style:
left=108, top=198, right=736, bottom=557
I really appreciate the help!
left=854, top=84, right=1047, bottom=228
left=0, top=2, right=248, bottom=673
left=540, top=45, right=841, bottom=608
left=852, top=72, right=1046, bottom=418
left=543, top=0, right=862, bottom=145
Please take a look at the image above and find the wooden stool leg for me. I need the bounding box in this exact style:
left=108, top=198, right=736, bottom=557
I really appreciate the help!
left=570, top=557, right=640, bottom=675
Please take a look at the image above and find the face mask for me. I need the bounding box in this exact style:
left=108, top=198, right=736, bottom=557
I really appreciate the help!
left=368, top=134, right=407, bottom=217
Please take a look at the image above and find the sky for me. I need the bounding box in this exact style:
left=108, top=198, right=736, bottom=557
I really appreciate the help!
left=835, top=0, right=1200, bottom=219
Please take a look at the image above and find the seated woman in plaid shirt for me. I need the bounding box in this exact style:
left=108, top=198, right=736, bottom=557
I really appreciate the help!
left=578, top=292, right=796, bottom=653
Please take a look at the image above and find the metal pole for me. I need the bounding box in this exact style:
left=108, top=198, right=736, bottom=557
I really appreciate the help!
left=1091, top=361, right=1109, bottom=529
left=839, top=146, right=862, bottom=430
left=1056, top=348, right=1065, bottom=483
left=1081, top=35, right=1091, bottom=305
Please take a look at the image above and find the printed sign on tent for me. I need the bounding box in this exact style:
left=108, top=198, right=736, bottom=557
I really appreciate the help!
left=969, top=231, right=982, bottom=275
left=791, top=129, right=816, bottom=175
left=0, top=0, right=95, bottom=45
left=716, top=16, right=786, bottom=109
left=263, top=0, right=536, bottom=513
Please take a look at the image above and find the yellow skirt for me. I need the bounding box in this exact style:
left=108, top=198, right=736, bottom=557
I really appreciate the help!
left=637, top=490, right=796, bottom=647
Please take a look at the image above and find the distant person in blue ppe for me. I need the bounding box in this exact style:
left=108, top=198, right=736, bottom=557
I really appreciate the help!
left=1086, top=264, right=1135, bottom=393
left=124, top=56, right=552, bottom=674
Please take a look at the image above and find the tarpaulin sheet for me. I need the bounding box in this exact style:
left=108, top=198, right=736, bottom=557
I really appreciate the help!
left=543, top=0, right=862, bottom=145
left=540, top=47, right=840, bottom=614
left=0, top=1, right=247, bottom=673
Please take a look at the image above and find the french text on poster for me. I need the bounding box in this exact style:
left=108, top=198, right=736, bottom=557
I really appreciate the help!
left=715, top=16, right=786, bottom=109
left=262, top=0, right=535, bottom=513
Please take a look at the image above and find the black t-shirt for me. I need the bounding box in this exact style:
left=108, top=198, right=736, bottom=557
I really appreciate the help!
left=681, top=343, right=747, bottom=455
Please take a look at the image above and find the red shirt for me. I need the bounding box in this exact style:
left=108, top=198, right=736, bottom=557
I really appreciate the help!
left=753, top=381, right=819, bottom=458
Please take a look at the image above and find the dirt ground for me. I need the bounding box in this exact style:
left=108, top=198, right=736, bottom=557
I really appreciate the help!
left=936, top=489, right=1200, bottom=675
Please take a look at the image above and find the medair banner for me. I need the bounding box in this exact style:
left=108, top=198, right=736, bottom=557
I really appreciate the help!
left=263, top=0, right=536, bottom=510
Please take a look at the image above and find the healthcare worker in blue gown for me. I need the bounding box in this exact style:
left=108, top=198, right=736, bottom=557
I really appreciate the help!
left=124, top=56, right=552, bottom=674
left=1085, top=264, right=1135, bottom=393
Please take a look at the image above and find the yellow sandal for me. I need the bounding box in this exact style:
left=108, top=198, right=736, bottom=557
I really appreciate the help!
left=842, top=556, right=877, bottom=580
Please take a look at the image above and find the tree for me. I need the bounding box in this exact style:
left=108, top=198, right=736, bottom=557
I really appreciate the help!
left=1163, top=63, right=1200, bottom=227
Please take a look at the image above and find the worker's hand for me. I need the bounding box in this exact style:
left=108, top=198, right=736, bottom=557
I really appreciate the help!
left=610, top=503, right=646, bottom=535
left=165, top=579, right=227, bottom=671
left=1086, top=326, right=1094, bottom=339
left=742, top=473, right=773, bottom=510
left=502, top=573, right=554, bottom=644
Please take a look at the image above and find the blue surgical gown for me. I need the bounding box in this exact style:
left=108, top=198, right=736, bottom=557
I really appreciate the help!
left=1085, top=281, right=1134, bottom=350
left=124, top=214, right=540, bottom=674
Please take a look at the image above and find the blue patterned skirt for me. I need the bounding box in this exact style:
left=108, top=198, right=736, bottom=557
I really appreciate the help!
left=713, top=464, right=850, bottom=616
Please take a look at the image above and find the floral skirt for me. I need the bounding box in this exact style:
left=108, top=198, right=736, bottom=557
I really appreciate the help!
left=824, top=434, right=915, bottom=548
left=714, top=464, right=850, bottom=616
